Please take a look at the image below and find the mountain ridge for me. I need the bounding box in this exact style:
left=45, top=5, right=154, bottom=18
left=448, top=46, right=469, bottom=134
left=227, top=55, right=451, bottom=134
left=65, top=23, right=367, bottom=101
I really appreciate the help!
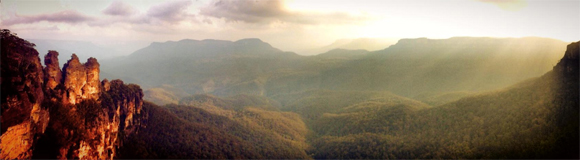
left=130, top=38, right=289, bottom=58
left=307, top=40, right=579, bottom=159
left=1, top=27, right=578, bottom=159
left=101, top=36, right=568, bottom=104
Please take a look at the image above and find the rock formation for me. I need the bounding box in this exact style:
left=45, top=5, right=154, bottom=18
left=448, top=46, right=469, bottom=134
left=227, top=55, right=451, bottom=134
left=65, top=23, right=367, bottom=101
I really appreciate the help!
left=83, top=57, right=101, bottom=101
left=554, top=41, right=579, bottom=74
left=72, top=79, right=145, bottom=159
left=0, top=29, right=50, bottom=159
left=564, top=41, right=579, bottom=60
left=61, top=54, right=101, bottom=104
left=62, top=54, right=87, bottom=104
left=0, top=30, right=145, bottom=159
left=44, top=50, right=62, bottom=91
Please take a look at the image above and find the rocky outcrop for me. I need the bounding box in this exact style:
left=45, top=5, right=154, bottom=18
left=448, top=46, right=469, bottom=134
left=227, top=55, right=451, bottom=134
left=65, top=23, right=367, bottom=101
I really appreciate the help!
left=82, top=57, right=101, bottom=101
left=62, top=54, right=86, bottom=104
left=43, top=51, right=67, bottom=103
left=62, top=54, right=101, bottom=104
left=44, top=53, right=143, bottom=160
left=73, top=80, right=144, bottom=159
left=0, top=29, right=50, bottom=159
left=554, top=41, right=579, bottom=74
left=1, top=30, right=144, bottom=159
left=44, top=51, right=62, bottom=91
left=564, top=41, right=579, bottom=60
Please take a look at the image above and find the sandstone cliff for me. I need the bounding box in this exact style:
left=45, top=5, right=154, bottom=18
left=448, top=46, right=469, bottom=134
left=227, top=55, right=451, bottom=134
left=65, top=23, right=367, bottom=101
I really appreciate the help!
left=0, top=30, right=145, bottom=159
left=0, top=29, right=49, bottom=159
left=44, top=51, right=62, bottom=91
left=61, top=54, right=101, bottom=104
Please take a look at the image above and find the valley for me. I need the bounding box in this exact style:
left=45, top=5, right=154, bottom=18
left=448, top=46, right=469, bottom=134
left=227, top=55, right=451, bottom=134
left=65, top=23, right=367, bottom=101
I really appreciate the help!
left=1, top=29, right=578, bottom=159
left=2, top=0, right=578, bottom=159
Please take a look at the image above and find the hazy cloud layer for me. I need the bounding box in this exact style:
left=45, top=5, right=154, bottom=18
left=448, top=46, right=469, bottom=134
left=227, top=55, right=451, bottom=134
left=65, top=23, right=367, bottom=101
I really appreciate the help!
left=200, top=0, right=371, bottom=25
left=1, top=10, right=93, bottom=26
left=103, top=1, right=137, bottom=16
left=200, top=0, right=286, bottom=23
left=2, top=0, right=365, bottom=27
left=10, top=25, right=60, bottom=31
left=89, top=0, right=196, bottom=26
left=3, top=0, right=577, bottom=52
left=146, top=0, right=195, bottom=23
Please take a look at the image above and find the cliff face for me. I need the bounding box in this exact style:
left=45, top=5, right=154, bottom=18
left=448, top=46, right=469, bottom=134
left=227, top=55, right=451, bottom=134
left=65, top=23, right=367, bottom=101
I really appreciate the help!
left=44, top=51, right=62, bottom=91
left=0, top=30, right=144, bottom=159
left=49, top=54, right=143, bottom=159
left=0, top=29, right=49, bottom=159
left=554, top=41, right=579, bottom=75
left=61, top=54, right=101, bottom=104
left=71, top=79, right=144, bottom=159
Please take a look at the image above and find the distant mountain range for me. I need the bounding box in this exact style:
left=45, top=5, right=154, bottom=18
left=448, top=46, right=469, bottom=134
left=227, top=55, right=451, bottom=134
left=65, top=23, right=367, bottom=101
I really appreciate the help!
left=318, top=37, right=567, bottom=97
left=302, top=38, right=399, bottom=55
left=3, top=29, right=578, bottom=159
left=29, top=39, right=149, bottom=66
left=120, top=39, right=579, bottom=159
left=101, top=36, right=567, bottom=105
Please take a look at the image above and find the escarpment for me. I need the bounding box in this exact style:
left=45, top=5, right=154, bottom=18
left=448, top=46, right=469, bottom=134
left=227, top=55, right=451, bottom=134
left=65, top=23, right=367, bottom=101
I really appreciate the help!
left=0, top=29, right=48, bottom=159
left=0, top=30, right=145, bottom=159
left=554, top=41, right=579, bottom=76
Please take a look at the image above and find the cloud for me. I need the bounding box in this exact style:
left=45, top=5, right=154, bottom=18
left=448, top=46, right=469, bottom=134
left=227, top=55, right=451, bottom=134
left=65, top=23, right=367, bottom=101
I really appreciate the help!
left=1, top=10, right=93, bottom=26
left=10, top=25, right=60, bottom=31
left=200, top=0, right=286, bottom=23
left=477, top=0, right=527, bottom=11
left=103, top=1, right=137, bottom=16
left=89, top=0, right=196, bottom=26
left=199, top=0, right=371, bottom=25
left=147, top=0, right=195, bottom=23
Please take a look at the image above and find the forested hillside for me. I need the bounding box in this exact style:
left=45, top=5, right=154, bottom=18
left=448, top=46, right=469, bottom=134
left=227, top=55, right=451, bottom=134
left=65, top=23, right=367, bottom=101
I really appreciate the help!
left=271, top=90, right=430, bottom=121
left=307, top=41, right=579, bottom=159
left=119, top=95, right=310, bottom=159
left=112, top=38, right=577, bottom=159
left=102, top=38, right=305, bottom=92
left=6, top=28, right=576, bottom=159
left=4, top=0, right=578, bottom=158
left=102, top=37, right=567, bottom=105
left=317, top=37, right=567, bottom=97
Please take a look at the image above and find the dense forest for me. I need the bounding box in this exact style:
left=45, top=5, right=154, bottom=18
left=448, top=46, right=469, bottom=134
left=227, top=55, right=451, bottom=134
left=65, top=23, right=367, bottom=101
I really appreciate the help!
left=3, top=0, right=580, bottom=158
left=2, top=28, right=577, bottom=159
left=118, top=62, right=579, bottom=158
left=118, top=96, right=311, bottom=159
left=114, top=39, right=578, bottom=159
left=308, top=65, right=578, bottom=158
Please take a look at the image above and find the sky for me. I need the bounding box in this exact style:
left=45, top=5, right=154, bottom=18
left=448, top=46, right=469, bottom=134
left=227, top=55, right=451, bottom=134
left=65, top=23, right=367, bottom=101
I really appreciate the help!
left=1, top=0, right=579, bottom=54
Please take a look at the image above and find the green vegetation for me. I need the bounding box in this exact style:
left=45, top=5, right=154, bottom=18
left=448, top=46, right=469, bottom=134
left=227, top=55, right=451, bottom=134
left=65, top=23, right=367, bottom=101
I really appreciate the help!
left=102, top=37, right=567, bottom=102
left=272, top=89, right=430, bottom=121
left=165, top=104, right=310, bottom=158
left=118, top=102, right=263, bottom=159
left=179, top=94, right=281, bottom=111
left=121, top=65, right=578, bottom=158
left=119, top=95, right=311, bottom=159
left=413, top=91, right=475, bottom=106
left=125, top=59, right=577, bottom=158
left=6, top=28, right=575, bottom=159
left=307, top=65, right=578, bottom=158
left=144, top=84, right=190, bottom=105
left=317, top=37, right=567, bottom=97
